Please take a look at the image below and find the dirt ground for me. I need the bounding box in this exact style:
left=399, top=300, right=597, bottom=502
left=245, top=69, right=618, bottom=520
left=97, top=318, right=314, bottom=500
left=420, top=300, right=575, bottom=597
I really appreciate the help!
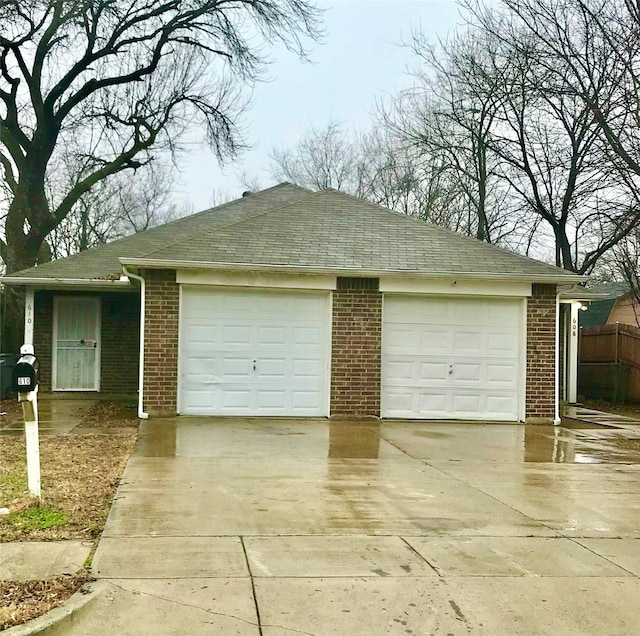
left=0, top=400, right=137, bottom=630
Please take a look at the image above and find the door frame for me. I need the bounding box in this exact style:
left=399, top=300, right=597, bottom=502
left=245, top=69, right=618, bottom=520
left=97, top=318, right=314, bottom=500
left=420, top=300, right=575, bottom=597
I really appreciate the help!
left=52, top=296, right=101, bottom=392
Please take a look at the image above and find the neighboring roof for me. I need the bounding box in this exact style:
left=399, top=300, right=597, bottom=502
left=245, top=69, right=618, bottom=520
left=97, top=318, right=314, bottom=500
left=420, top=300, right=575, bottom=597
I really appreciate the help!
left=3, top=184, right=585, bottom=285
left=579, top=298, right=617, bottom=326
left=583, top=282, right=629, bottom=299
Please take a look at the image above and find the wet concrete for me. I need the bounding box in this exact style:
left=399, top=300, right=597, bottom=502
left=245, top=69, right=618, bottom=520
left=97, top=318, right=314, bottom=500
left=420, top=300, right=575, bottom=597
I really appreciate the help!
left=0, top=398, right=95, bottom=434
left=64, top=416, right=640, bottom=635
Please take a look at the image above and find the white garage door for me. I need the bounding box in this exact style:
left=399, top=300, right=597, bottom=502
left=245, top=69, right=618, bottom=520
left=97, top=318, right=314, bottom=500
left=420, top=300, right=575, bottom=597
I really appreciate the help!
left=180, top=287, right=330, bottom=416
left=382, top=296, right=524, bottom=421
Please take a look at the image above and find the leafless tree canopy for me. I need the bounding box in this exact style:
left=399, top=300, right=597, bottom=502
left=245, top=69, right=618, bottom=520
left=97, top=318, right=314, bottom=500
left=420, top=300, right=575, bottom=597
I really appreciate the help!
left=272, top=0, right=640, bottom=275
left=0, top=0, right=322, bottom=276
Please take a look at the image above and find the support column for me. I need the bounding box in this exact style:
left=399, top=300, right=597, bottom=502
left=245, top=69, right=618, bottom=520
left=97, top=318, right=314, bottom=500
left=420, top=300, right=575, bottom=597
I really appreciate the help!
left=330, top=277, right=382, bottom=418
left=567, top=302, right=580, bottom=403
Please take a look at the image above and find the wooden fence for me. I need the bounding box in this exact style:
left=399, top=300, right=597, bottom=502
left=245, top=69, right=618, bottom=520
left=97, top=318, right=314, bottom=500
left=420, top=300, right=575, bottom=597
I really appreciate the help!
left=578, top=323, right=640, bottom=403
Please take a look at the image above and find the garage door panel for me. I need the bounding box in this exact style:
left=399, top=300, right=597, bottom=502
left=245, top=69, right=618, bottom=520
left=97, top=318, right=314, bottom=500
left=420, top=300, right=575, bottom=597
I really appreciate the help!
left=180, top=288, right=330, bottom=416
left=292, top=390, right=322, bottom=409
left=419, top=328, right=451, bottom=353
left=419, top=362, right=448, bottom=381
left=257, top=358, right=286, bottom=378
left=419, top=393, right=448, bottom=414
left=258, top=326, right=287, bottom=344
left=452, top=394, right=481, bottom=415
left=292, top=358, right=322, bottom=377
left=222, top=357, right=252, bottom=377
left=223, top=325, right=252, bottom=345
left=454, top=363, right=481, bottom=382
left=454, top=330, right=485, bottom=355
left=382, top=296, right=523, bottom=421
left=256, top=390, right=286, bottom=409
left=222, top=389, right=252, bottom=409
left=487, top=363, right=517, bottom=384
left=486, top=395, right=518, bottom=418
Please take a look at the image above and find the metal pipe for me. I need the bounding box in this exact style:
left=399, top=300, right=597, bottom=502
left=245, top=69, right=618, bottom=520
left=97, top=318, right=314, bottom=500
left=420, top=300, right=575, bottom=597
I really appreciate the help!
left=122, top=266, right=149, bottom=420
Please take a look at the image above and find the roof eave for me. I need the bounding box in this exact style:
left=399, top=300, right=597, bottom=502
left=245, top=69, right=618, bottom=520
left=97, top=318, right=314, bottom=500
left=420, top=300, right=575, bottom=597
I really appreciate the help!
left=0, top=276, right=133, bottom=290
left=120, top=257, right=588, bottom=284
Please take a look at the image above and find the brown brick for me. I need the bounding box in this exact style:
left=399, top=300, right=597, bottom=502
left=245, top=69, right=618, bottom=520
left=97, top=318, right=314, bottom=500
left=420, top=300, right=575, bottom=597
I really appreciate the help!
left=330, top=277, right=381, bottom=417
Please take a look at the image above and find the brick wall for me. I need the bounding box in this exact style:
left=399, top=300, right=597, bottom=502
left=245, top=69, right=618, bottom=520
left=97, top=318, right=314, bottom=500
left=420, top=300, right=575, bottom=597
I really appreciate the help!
left=101, top=294, right=140, bottom=392
left=32, top=290, right=139, bottom=393
left=33, top=291, right=53, bottom=391
left=142, top=269, right=179, bottom=416
left=526, top=283, right=557, bottom=423
left=330, top=277, right=382, bottom=417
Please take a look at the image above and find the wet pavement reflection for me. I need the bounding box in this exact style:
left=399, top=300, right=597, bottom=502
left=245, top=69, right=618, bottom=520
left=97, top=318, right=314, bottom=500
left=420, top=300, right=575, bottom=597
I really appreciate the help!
left=131, top=415, right=640, bottom=464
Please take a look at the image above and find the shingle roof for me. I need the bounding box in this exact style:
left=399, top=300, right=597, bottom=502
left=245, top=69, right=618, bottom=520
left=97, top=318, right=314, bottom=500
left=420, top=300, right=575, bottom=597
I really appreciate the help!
left=3, top=183, right=309, bottom=281
left=3, top=184, right=583, bottom=283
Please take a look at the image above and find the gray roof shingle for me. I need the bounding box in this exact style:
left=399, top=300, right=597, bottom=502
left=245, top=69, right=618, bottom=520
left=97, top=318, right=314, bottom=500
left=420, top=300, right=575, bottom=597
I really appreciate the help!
left=3, top=184, right=583, bottom=283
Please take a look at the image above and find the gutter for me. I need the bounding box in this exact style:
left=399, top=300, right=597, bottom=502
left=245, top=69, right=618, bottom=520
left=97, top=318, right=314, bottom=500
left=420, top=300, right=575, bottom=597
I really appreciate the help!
left=0, top=277, right=132, bottom=288
left=122, top=266, right=149, bottom=420
left=119, top=257, right=587, bottom=285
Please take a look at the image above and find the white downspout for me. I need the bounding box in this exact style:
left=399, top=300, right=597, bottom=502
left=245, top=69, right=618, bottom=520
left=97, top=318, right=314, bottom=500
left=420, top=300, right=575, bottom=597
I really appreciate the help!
left=122, top=266, right=149, bottom=420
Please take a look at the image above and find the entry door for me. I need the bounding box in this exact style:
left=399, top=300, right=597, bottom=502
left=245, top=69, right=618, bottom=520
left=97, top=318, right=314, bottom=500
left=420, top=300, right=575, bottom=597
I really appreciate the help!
left=180, top=287, right=330, bottom=415
left=53, top=297, right=101, bottom=391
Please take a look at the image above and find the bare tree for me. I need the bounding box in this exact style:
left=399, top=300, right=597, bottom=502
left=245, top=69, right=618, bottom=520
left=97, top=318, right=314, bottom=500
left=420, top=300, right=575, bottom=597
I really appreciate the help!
left=473, top=0, right=640, bottom=178
left=382, top=27, right=528, bottom=247
left=270, top=121, right=373, bottom=197
left=389, top=2, right=640, bottom=273
left=269, top=120, right=469, bottom=230
left=0, top=0, right=322, bottom=277
left=48, top=161, right=182, bottom=258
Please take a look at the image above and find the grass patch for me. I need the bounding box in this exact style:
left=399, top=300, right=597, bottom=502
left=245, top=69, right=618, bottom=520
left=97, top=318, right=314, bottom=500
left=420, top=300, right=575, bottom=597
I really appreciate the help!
left=9, top=507, right=68, bottom=532
left=0, top=399, right=138, bottom=631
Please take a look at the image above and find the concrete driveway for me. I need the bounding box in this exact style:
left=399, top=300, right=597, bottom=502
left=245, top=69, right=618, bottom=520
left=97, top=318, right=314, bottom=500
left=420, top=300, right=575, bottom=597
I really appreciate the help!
left=72, top=418, right=639, bottom=635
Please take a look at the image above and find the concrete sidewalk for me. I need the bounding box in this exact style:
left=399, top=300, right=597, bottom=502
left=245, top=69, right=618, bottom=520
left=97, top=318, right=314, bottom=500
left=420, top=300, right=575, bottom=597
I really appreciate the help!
left=48, top=415, right=640, bottom=636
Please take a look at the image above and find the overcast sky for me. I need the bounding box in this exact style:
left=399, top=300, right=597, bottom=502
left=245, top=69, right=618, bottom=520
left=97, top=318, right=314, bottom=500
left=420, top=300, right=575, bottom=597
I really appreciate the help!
left=175, top=0, right=463, bottom=210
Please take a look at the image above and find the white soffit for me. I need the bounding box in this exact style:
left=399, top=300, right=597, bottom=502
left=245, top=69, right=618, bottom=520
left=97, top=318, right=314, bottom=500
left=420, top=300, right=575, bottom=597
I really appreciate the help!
left=176, top=269, right=337, bottom=290
left=379, top=277, right=532, bottom=297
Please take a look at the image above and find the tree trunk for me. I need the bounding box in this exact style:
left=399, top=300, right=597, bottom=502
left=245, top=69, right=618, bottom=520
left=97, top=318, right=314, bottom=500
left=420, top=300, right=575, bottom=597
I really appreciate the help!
left=2, top=182, right=54, bottom=352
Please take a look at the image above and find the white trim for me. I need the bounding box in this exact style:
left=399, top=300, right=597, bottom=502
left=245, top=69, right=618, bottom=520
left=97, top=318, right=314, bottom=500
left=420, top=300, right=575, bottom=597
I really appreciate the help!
left=121, top=257, right=587, bottom=284
left=24, top=288, right=34, bottom=346
left=177, top=269, right=337, bottom=290
left=568, top=302, right=580, bottom=403
left=1, top=277, right=131, bottom=289
left=380, top=277, right=532, bottom=297
left=177, top=284, right=184, bottom=415
left=52, top=296, right=101, bottom=392
left=326, top=290, right=333, bottom=418
left=519, top=298, right=527, bottom=423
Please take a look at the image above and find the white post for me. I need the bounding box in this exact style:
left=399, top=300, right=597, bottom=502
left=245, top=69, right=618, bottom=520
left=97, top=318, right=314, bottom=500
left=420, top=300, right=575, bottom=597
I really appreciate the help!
left=24, top=288, right=34, bottom=345
left=568, top=302, right=579, bottom=403
left=17, top=342, right=40, bottom=499
left=21, top=388, right=41, bottom=499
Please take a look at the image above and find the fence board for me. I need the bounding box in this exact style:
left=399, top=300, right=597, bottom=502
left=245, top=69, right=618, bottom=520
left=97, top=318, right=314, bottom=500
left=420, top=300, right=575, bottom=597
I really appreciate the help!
left=578, top=324, right=640, bottom=402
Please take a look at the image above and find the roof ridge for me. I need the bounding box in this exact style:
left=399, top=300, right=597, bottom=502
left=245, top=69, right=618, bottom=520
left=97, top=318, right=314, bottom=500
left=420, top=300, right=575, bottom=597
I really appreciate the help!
left=138, top=186, right=319, bottom=259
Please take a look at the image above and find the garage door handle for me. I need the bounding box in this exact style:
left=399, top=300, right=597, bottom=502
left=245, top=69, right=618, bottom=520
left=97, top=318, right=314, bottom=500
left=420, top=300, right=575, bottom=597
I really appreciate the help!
left=253, top=360, right=257, bottom=371
left=448, top=364, right=453, bottom=375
